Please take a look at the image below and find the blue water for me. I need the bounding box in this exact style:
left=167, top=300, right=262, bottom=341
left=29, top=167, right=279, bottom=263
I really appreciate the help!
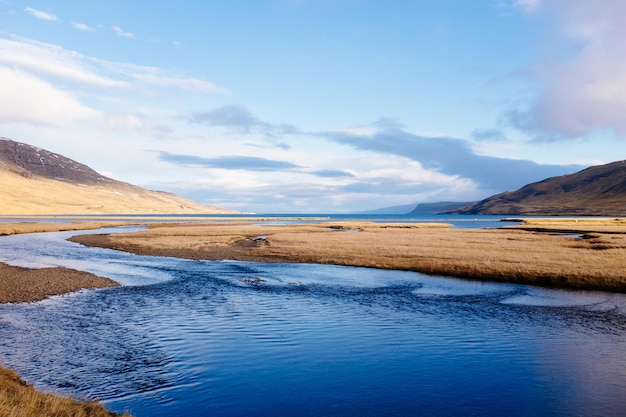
left=1, top=227, right=626, bottom=416
left=0, top=213, right=513, bottom=228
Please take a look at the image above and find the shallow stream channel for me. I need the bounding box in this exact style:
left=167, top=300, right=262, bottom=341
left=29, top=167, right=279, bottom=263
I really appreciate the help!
left=1, top=227, right=626, bottom=416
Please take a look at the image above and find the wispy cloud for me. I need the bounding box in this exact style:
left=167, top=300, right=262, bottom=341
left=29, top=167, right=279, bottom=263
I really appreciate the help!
left=24, top=7, right=58, bottom=21
left=312, top=169, right=354, bottom=178
left=111, top=25, right=135, bottom=39
left=471, top=128, right=507, bottom=142
left=0, top=37, right=126, bottom=88
left=159, top=152, right=357, bottom=179
left=325, top=125, right=582, bottom=192
left=188, top=105, right=298, bottom=136
left=159, top=152, right=303, bottom=172
left=0, top=36, right=227, bottom=93
left=0, top=35, right=228, bottom=132
left=189, top=105, right=260, bottom=132
left=73, top=23, right=97, bottom=32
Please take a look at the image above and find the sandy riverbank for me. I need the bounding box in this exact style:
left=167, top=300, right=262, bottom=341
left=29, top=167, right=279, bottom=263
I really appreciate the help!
left=0, top=263, right=119, bottom=304
left=0, top=222, right=126, bottom=304
left=71, top=218, right=626, bottom=292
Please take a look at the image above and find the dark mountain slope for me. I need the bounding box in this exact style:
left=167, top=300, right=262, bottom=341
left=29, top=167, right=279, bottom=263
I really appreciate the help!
left=453, top=160, right=626, bottom=216
left=0, top=138, right=112, bottom=183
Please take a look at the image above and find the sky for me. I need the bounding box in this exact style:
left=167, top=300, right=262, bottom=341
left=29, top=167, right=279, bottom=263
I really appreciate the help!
left=0, top=0, right=625, bottom=213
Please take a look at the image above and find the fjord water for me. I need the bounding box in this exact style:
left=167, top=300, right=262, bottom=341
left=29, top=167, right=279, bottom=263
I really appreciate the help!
left=1, top=228, right=626, bottom=416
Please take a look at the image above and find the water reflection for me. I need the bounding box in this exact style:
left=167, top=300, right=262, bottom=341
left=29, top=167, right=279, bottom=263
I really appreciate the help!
left=0, top=229, right=625, bottom=416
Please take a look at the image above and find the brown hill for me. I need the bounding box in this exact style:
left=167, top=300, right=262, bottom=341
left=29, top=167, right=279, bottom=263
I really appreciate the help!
left=0, top=137, right=236, bottom=215
left=453, top=160, right=626, bottom=216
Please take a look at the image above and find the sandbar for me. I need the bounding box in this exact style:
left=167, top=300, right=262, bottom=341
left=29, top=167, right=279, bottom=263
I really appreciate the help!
left=0, top=222, right=125, bottom=304
left=71, top=219, right=626, bottom=293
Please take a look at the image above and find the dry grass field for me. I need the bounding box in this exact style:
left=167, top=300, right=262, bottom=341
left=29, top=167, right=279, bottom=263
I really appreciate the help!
left=72, top=219, right=626, bottom=292
left=506, top=217, right=626, bottom=233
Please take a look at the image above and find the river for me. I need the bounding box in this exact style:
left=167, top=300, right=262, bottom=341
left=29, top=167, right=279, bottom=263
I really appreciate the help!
left=1, top=227, right=626, bottom=416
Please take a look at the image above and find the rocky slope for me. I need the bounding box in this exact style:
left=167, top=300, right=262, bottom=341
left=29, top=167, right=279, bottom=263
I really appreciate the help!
left=0, top=137, right=235, bottom=214
left=453, top=160, right=626, bottom=216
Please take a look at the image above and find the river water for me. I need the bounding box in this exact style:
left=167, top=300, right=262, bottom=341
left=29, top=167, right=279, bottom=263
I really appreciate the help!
left=1, top=227, right=626, bottom=416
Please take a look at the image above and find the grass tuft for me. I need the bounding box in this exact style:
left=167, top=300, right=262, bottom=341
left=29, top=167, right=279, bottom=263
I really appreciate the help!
left=0, top=364, right=131, bottom=417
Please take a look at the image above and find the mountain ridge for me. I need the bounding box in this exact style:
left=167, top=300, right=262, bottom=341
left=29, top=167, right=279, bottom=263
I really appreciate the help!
left=0, top=137, right=235, bottom=215
left=452, top=160, right=626, bottom=216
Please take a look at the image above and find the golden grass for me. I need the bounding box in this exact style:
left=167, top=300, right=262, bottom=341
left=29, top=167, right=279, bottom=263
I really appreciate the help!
left=0, top=363, right=130, bottom=417
left=0, top=222, right=131, bottom=236
left=71, top=220, right=626, bottom=292
left=505, top=217, right=626, bottom=233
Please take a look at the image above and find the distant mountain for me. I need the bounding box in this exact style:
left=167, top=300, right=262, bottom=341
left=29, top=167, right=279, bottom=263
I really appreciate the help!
left=0, top=137, right=236, bottom=214
left=356, top=203, right=419, bottom=215
left=356, top=201, right=474, bottom=215
left=409, top=201, right=474, bottom=215
left=452, top=160, right=626, bottom=216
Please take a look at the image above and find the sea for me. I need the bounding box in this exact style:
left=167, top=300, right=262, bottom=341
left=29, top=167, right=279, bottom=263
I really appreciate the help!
left=0, top=215, right=625, bottom=416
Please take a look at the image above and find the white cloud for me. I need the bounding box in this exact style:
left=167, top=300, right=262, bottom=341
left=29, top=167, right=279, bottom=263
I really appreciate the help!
left=111, top=26, right=135, bottom=39
left=73, top=23, right=97, bottom=32
left=0, top=36, right=227, bottom=94
left=0, top=37, right=126, bottom=88
left=0, top=66, right=101, bottom=126
left=510, top=0, right=626, bottom=139
left=24, top=7, right=58, bottom=21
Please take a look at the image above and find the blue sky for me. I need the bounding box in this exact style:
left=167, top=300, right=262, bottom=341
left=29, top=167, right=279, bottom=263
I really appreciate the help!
left=1, top=0, right=625, bottom=213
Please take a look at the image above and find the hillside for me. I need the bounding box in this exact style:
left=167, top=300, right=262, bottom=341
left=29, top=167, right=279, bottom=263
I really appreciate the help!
left=453, top=160, right=626, bottom=216
left=0, top=137, right=235, bottom=215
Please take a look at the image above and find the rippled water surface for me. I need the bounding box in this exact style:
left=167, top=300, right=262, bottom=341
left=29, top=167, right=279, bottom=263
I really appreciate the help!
left=1, top=228, right=626, bottom=416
